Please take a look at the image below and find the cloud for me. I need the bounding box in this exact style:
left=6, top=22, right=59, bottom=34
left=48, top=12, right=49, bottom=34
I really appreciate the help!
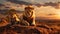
left=6, top=0, right=32, bottom=5
left=35, top=2, right=60, bottom=9
left=6, top=0, right=42, bottom=7
left=0, top=3, right=5, bottom=6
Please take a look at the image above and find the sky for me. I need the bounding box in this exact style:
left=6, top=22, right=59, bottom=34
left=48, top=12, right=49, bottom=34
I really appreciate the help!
left=0, top=0, right=60, bottom=4
left=34, top=6, right=60, bottom=20
left=21, top=0, right=60, bottom=4
left=0, top=0, right=60, bottom=20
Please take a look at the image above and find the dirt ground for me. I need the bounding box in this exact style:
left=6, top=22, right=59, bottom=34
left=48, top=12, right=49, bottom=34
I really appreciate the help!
left=0, top=22, right=60, bottom=34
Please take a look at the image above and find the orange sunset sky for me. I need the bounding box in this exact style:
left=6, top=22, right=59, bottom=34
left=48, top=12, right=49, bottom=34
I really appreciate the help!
left=0, top=0, right=60, bottom=20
